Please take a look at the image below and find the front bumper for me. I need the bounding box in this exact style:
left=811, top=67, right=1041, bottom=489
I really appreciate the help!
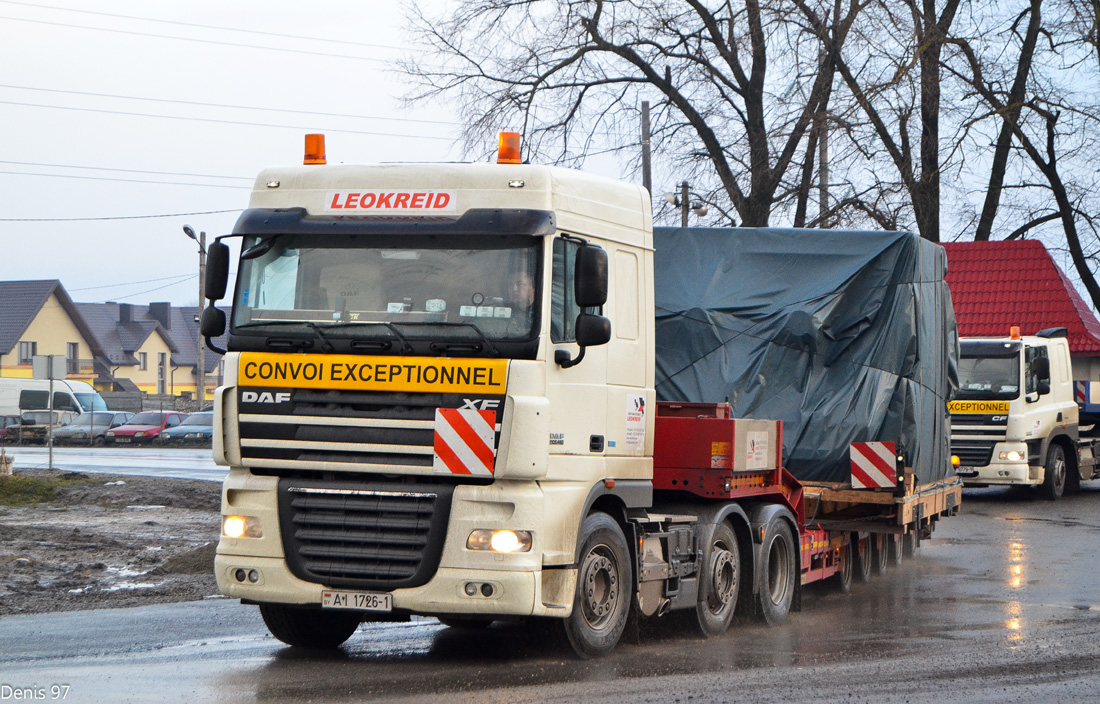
left=956, top=462, right=1040, bottom=486
left=215, top=554, right=575, bottom=618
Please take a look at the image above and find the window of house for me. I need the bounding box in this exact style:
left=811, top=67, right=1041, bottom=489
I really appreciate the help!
left=18, top=341, right=36, bottom=364
left=67, top=342, right=79, bottom=374
left=139, top=352, right=147, bottom=371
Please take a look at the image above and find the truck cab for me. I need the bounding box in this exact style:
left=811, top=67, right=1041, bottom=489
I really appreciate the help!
left=950, top=328, right=1084, bottom=497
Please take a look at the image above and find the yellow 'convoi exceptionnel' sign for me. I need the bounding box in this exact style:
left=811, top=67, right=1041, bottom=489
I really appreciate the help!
left=947, top=400, right=1010, bottom=413
left=238, top=353, right=507, bottom=394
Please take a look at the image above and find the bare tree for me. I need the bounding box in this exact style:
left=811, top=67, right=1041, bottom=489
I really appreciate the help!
left=403, top=0, right=862, bottom=227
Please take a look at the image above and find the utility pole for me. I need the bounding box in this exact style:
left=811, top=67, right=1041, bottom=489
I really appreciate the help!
left=184, top=225, right=207, bottom=407
left=681, top=181, right=690, bottom=228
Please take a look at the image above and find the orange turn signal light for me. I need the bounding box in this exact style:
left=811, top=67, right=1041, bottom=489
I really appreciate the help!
left=304, top=133, right=327, bottom=165
left=497, top=131, right=521, bottom=164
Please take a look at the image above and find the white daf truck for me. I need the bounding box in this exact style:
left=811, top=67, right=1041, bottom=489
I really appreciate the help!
left=950, top=327, right=1100, bottom=499
left=199, top=134, right=960, bottom=658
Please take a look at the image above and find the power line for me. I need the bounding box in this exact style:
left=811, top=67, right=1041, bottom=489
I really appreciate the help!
left=0, top=15, right=392, bottom=64
left=69, top=273, right=195, bottom=292
left=0, top=209, right=240, bottom=223
left=0, top=159, right=251, bottom=181
left=0, top=99, right=457, bottom=140
left=0, top=169, right=252, bottom=189
left=0, top=84, right=459, bottom=128
left=0, top=1, right=413, bottom=53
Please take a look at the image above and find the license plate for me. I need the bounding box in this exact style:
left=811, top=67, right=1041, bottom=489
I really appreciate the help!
left=322, top=590, right=392, bottom=611
left=115, top=437, right=131, bottom=443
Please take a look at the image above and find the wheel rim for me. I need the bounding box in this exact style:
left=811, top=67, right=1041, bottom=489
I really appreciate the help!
left=767, top=536, right=791, bottom=604
left=1052, top=449, right=1066, bottom=493
left=707, top=543, right=738, bottom=613
left=580, top=544, right=620, bottom=630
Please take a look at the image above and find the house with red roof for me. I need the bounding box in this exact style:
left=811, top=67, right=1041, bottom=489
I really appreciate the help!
left=942, top=239, right=1100, bottom=380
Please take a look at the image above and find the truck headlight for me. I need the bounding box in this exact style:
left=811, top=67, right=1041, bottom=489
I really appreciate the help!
left=466, top=529, right=532, bottom=553
left=223, top=515, right=263, bottom=539
left=999, top=450, right=1025, bottom=461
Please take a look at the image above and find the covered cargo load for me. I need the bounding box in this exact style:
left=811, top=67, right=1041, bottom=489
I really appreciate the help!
left=653, top=227, right=959, bottom=484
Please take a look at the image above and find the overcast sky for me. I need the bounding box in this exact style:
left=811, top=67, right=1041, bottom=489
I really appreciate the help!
left=0, top=0, right=474, bottom=307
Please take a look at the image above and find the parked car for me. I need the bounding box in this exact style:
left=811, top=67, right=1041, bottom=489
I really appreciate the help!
left=0, top=415, right=21, bottom=443
left=53, top=411, right=135, bottom=446
left=157, top=412, right=214, bottom=445
left=14, top=409, right=78, bottom=444
left=105, top=411, right=186, bottom=445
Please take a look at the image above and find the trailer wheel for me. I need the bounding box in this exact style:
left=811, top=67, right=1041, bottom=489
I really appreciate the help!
left=871, top=534, right=889, bottom=576
left=903, top=529, right=921, bottom=557
left=560, top=512, right=630, bottom=659
left=854, top=535, right=872, bottom=583
left=1041, top=443, right=1067, bottom=500
left=757, top=520, right=796, bottom=625
left=259, top=604, right=361, bottom=649
left=833, top=541, right=852, bottom=593
left=889, top=533, right=904, bottom=566
left=696, top=523, right=741, bottom=637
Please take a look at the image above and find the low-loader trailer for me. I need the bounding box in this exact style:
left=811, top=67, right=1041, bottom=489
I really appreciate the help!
left=202, top=134, right=961, bottom=657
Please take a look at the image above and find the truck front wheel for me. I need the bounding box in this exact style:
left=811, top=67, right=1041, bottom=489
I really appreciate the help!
left=560, top=512, right=630, bottom=658
left=259, top=604, right=361, bottom=649
left=1041, top=444, right=1067, bottom=500
left=757, top=520, right=796, bottom=625
left=696, top=522, right=740, bottom=637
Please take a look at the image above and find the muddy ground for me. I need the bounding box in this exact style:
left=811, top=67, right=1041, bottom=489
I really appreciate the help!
left=0, top=468, right=221, bottom=616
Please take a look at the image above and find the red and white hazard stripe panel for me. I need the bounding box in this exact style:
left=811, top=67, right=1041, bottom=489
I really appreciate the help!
left=433, top=408, right=498, bottom=476
left=1076, top=381, right=1087, bottom=405
left=849, top=441, right=897, bottom=489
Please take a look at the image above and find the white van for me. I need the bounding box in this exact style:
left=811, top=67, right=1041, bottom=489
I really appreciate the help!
left=0, top=378, right=108, bottom=416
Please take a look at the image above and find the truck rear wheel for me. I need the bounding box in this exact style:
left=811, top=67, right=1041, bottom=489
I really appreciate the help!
left=903, top=529, right=920, bottom=557
left=696, top=523, right=740, bottom=637
left=1041, top=443, right=1067, bottom=500
left=871, top=534, right=889, bottom=576
left=757, top=520, right=796, bottom=625
left=259, top=604, right=361, bottom=649
left=854, top=535, right=872, bottom=583
left=560, top=512, right=630, bottom=659
left=833, top=541, right=852, bottom=593
left=889, top=533, right=904, bottom=566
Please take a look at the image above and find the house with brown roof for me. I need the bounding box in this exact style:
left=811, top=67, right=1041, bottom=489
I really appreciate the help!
left=0, top=280, right=105, bottom=383
left=942, top=239, right=1100, bottom=380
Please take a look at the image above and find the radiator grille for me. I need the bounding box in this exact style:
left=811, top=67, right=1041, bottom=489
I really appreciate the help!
left=278, top=479, right=454, bottom=590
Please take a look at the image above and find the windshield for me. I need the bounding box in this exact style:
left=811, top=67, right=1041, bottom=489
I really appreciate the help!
left=75, top=392, right=108, bottom=412
left=23, top=411, right=56, bottom=423
left=179, top=413, right=212, bottom=426
left=128, top=412, right=164, bottom=425
left=957, top=355, right=1020, bottom=400
left=68, top=412, right=116, bottom=427
left=231, top=234, right=541, bottom=345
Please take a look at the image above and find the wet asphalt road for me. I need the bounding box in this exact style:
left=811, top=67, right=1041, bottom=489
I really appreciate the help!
left=2, top=485, right=1100, bottom=703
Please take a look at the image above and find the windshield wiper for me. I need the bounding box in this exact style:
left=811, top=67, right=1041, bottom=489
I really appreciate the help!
left=234, top=319, right=334, bottom=352
left=320, top=321, right=415, bottom=354
left=387, top=320, right=502, bottom=356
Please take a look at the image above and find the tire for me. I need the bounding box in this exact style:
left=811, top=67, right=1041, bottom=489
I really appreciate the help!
left=889, top=533, right=904, bottom=566
left=871, top=534, right=889, bottom=576
left=696, top=523, right=741, bottom=637
left=833, top=541, right=852, bottom=593
left=757, top=519, right=796, bottom=625
left=854, top=535, right=872, bottom=583
left=903, top=529, right=921, bottom=558
left=437, top=615, right=493, bottom=630
left=1041, top=443, right=1067, bottom=500
left=559, top=512, right=631, bottom=659
left=92, top=435, right=106, bottom=447
left=259, top=604, right=361, bottom=649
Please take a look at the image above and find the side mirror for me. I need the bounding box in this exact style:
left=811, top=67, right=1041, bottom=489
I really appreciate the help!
left=201, top=307, right=227, bottom=355
left=1033, top=356, right=1050, bottom=381
left=576, top=313, right=611, bottom=347
left=205, top=241, right=231, bottom=301
left=575, top=245, right=608, bottom=307
left=1037, top=381, right=1051, bottom=396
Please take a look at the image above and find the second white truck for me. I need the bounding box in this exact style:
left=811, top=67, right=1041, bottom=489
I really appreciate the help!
left=950, top=327, right=1100, bottom=499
